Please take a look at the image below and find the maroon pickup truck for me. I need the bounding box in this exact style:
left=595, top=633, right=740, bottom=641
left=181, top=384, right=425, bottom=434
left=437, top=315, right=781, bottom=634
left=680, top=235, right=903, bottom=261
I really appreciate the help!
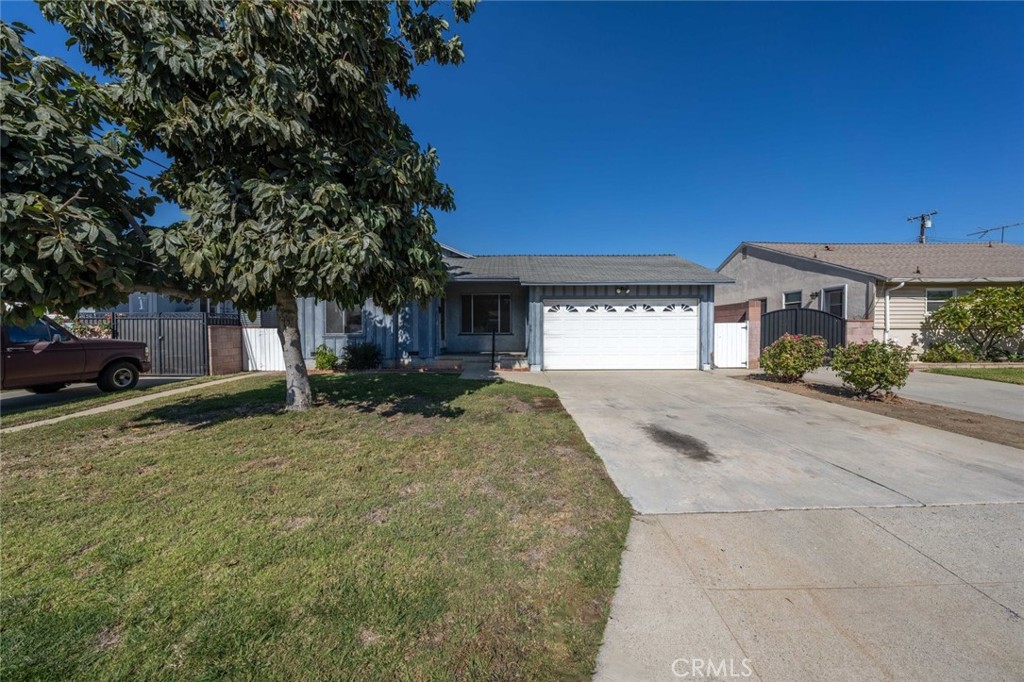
left=1, top=317, right=151, bottom=394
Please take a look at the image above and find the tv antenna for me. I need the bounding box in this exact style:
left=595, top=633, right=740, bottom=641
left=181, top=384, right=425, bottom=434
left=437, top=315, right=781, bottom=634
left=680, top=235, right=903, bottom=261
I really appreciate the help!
left=966, top=221, right=1024, bottom=243
left=907, top=211, right=937, bottom=243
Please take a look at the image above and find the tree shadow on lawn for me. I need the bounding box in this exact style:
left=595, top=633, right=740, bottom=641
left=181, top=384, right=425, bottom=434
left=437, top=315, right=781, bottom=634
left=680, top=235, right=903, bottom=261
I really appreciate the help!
left=129, top=373, right=487, bottom=430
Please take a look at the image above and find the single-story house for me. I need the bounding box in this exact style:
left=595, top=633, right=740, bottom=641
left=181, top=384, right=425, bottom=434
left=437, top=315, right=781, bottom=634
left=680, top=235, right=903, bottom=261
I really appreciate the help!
left=297, top=245, right=732, bottom=370
left=715, top=241, right=1024, bottom=348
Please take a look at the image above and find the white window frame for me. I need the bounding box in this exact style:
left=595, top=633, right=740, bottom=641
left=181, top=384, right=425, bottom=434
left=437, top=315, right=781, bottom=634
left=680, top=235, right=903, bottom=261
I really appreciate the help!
left=925, top=288, right=956, bottom=315
left=820, top=284, right=847, bottom=318
left=324, top=302, right=364, bottom=335
left=783, top=291, right=802, bottom=310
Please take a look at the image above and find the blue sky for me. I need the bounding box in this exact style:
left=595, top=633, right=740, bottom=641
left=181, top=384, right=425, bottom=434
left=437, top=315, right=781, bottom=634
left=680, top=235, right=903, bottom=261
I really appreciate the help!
left=5, top=1, right=1022, bottom=269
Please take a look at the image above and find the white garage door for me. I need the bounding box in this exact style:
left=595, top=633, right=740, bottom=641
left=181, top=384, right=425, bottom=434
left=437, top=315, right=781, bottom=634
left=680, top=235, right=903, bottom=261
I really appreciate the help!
left=543, top=300, right=700, bottom=370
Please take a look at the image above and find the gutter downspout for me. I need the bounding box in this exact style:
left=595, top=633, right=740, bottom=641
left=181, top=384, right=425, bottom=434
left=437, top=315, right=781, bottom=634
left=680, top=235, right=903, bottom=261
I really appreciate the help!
left=883, top=281, right=905, bottom=343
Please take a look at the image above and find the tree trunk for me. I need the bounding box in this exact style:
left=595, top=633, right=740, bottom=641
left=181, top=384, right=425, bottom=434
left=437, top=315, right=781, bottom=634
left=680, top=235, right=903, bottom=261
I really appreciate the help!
left=275, top=289, right=313, bottom=411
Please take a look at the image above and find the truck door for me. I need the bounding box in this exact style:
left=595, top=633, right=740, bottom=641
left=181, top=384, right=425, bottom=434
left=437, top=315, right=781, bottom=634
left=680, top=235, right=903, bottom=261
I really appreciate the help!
left=2, top=319, right=86, bottom=388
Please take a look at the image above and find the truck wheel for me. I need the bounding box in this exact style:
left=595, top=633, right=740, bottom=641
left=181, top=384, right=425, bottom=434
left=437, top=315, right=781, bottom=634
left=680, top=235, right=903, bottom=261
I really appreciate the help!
left=26, top=384, right=65, bottom=394
left=98, top=361, right=140, bottom=392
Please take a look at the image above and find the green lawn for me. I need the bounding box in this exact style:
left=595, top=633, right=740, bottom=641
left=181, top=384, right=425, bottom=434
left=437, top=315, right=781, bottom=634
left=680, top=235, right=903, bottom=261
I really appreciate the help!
left=927, top=367, right=1024, bottom=385
left=1, top=373, right=631, bottom=680
left=0, top=374, right=233, bottom=428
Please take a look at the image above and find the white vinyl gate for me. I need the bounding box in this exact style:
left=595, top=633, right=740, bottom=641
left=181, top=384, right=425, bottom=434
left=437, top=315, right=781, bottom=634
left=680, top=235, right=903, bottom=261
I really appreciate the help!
left=242, top=328, right=286, bottom=371
left=543, top=300, right=700, bottom=370
left=713, top=323, right=748, bottom=368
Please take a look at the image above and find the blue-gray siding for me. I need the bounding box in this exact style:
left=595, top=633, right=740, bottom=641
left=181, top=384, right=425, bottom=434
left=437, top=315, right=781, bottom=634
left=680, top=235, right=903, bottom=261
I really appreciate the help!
left=297, top=298, right=438, bottom=366
left=299, top=282, right=716, bottom=369
left=442, top=282, right=528, bottom=354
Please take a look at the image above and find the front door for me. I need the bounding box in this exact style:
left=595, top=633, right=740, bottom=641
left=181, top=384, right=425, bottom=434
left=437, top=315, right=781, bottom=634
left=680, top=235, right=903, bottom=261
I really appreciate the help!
left=3, top=319, right=86, bottom=388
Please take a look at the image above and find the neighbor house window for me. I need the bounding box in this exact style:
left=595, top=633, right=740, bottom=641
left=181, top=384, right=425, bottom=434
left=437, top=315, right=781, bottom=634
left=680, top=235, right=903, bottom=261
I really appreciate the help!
left=783, top=291, right=802, bottom=310
left=461, top=294, right=511, bottom=334
left=325, top=302, right=363, bottom=334
left=823, top=287, right=845, bottom=317
left=926, top=288, right=956, bottom=314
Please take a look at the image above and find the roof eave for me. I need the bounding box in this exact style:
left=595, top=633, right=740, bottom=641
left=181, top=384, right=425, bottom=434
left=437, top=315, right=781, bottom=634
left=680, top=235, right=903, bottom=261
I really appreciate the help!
left=884, top=276, right=1024, bottom=283
left=520, top=279, right=733, bottom=286
left=732, top=243, right=887, bottom=279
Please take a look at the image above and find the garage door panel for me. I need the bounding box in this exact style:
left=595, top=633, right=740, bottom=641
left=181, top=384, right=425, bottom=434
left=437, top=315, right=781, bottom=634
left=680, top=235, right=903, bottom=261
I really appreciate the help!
left=543, top=299, right=699, bottom=370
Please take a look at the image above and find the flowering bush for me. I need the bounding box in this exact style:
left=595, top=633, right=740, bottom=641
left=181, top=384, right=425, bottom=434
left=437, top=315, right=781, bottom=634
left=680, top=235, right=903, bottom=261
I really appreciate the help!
left=920, top=286, right=1024, bottom=361
left=830, top=340, right=914, bottom=400
left=760, top=334, right=827, bottom=382
left=49, top=313, right=113, bottom=339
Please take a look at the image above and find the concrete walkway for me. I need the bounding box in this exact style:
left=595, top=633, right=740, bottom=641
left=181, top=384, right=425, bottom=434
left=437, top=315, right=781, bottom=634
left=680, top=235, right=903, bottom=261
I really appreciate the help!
left=806, top=367, right=1024, bottom=421
left=527, top=371, right=1024, bottom=681
left=1, top=374, right=253, bottom=434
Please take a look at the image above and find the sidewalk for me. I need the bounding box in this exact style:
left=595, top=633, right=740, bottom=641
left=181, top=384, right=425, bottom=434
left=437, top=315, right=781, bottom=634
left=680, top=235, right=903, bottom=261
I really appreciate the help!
left=1, top=374, right=253, bottom=434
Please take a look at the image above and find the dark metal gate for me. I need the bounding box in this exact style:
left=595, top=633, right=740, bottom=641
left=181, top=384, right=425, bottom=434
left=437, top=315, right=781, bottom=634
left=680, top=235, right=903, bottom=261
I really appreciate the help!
left=78, top=312, right=213, bottom=376
left=760, top=309, right=847, bottom=350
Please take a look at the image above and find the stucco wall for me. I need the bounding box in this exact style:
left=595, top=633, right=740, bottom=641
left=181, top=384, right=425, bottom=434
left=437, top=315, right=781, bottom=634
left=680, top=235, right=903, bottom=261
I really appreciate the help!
left=442, top=282, right=528, bottom=353
left=717, top=248, right=875, bottom=319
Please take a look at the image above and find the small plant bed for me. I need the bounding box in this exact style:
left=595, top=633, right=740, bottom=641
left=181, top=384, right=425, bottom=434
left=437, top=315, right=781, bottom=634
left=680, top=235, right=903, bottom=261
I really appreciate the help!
left=1, top=373, right=631, bottom=679
left=744, top=374, right=1024, bottom=450
left=927, top=367, right=1024, bottom=385
left=0, top=374, right=234, bottom=429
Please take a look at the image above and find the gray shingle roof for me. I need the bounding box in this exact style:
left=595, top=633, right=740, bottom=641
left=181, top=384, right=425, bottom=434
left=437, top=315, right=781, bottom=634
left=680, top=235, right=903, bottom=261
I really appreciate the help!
left=444, top=254, right=732, bottom=285
left=747, top=242, right=1024, bottom=280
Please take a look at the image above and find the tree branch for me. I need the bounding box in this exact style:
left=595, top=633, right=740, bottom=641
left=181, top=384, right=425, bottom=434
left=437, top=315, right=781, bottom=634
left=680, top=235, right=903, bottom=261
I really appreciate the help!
left=126, top=282, right=197, bottom=300
left=56, top=189, right=83, bottom=213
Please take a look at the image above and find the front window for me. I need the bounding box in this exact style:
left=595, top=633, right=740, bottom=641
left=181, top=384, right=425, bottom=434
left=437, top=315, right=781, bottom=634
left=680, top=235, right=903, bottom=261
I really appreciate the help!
left=823, top=288, right=844, bottom=317
left=325, top=303, right=363, bottom=334
left=461, top=294, right=511, bottom=334
left=7, top=320, right=51, bottom=344
left=926, top=289, right=956, bottom=314
left=783, top=291, right=802, bottom=310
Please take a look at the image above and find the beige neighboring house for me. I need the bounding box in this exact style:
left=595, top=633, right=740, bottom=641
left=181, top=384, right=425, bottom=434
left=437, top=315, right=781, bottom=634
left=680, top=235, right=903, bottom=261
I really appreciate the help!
left=716, top=242, right=1024, bottom=349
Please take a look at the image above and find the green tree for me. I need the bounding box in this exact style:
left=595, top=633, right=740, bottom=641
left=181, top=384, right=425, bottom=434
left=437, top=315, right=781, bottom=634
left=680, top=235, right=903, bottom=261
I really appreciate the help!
left=0, top=21, right=175, bottom=320
left=920, top=286, right=1024, bottom=361
left=42, top=0, right=475, bottom=409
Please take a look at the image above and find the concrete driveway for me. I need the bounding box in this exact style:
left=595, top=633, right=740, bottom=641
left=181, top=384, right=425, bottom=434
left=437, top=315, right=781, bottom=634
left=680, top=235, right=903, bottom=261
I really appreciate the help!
left=544, top=371, right=1024, bottom=514
left=531, top=371, right=1024, bottom=681
left=806, top=367, right=1024, bottom=421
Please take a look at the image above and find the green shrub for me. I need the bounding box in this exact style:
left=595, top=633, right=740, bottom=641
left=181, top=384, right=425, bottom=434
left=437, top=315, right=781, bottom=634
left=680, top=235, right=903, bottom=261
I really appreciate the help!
left=830, top=340, right=914, bottom=399
left=760, top=334, right=827, bottom=382
left=341, top=342, right=383, bottom=370
left=920, top=286, right=1024, bottom=361
left=918, top=343, right=976, bottom=363
left=313, top=344, right=339, bottom=371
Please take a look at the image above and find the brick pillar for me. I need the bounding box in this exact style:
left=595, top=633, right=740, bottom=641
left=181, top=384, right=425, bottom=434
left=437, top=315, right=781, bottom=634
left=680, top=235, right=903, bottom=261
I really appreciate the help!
left=845, top=319, right=873, bottom=346
left=747, top=299, right=762, bottom=369
left=208, top=325, right=243, bottom=375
